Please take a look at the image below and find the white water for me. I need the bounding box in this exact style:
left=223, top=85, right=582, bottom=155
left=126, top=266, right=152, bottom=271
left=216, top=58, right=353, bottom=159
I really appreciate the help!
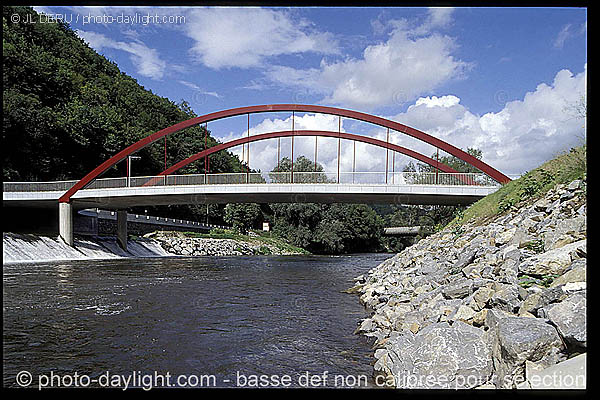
left=3, top=232, right=170, bottom=265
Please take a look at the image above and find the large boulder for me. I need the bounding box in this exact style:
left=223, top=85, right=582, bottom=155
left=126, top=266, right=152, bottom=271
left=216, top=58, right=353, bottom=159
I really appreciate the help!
left=518, top=240, right=586, bottom=276
left=490, top=316, right=564, bottom=388
left=541, top=292, right=586, bottom=349
left=379, top=321, right=492, bottom=389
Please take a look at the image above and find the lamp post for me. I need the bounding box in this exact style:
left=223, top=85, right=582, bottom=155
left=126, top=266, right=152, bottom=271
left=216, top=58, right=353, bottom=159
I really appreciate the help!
left=127, top=155, right=141, bottom=187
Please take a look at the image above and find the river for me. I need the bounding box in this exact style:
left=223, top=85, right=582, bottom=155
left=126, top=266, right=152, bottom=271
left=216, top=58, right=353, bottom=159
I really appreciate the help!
left=3, top=254, right=391, bottom=389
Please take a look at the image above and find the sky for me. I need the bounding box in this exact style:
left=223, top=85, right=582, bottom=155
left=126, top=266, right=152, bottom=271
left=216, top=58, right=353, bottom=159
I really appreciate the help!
left=33, top=6, right=587, bottom=177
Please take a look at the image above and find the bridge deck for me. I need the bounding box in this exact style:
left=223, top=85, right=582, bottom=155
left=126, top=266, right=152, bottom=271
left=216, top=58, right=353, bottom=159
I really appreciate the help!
left=4, top=182, right=499, bottom=209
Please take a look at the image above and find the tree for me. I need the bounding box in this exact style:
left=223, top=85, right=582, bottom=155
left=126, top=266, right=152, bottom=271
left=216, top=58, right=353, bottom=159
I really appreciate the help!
left=224, top=203, right=262, bottom=234
left=269, top=155, right=333, bottom=183
left=409, top=148, right=484, bottom=174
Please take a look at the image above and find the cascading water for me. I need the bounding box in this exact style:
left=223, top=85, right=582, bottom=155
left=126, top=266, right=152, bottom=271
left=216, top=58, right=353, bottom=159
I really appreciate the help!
left=3, top=232, right=169, bottom=265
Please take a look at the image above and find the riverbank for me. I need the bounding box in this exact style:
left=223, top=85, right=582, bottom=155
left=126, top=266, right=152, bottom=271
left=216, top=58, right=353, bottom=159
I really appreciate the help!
left=349, top=177, right=586, bottom=389
left=145, top=230, right=310, bottom=256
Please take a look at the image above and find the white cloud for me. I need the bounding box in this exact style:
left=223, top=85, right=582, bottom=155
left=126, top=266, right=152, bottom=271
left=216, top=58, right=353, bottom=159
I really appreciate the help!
left=371, top=7, right=454, bottom=37
left=76, top=30, right=166, bottom=80
left=31, top=6, right=55, bottom=15
left=177, top=80, right=222, bottom=99
left=426, top=7, right=454, bottom=29
left=181, top=7, right=339, bottom=69
left=554, top=24, right=573, bottom=49
left=265, top=11, right=471, bottom=110
left=415, top=95, right=460, bottom=108
left=554, top=22, right=587, bottom=49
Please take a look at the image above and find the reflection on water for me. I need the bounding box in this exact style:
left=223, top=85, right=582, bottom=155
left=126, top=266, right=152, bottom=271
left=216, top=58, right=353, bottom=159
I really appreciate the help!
left=3, top=254, right=391, bottom=388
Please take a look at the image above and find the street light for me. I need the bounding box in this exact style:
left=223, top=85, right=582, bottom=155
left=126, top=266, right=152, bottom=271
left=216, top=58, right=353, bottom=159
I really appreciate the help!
left=127, top=155, right=141, bottom=187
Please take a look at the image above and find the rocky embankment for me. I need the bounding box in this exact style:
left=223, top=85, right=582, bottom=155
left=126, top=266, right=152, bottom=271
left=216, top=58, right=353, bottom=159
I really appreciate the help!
left=147, top=231, right=305, bottom=256
left=348, top=179, right=586, bottom=389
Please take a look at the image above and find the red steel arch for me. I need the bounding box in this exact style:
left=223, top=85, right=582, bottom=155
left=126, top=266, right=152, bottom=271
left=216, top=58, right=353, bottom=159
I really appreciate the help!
left=59, top=104, right=511, bottom=203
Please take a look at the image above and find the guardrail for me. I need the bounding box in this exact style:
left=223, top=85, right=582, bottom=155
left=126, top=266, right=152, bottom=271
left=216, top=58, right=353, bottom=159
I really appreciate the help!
left=3, top=172, right=509, bottom=192
left=86, top=209, right=230, bottom=230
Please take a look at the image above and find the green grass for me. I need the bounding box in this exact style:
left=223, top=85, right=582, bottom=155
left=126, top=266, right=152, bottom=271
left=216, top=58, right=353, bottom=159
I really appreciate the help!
left=447, top=145, right=586, bottom=229
left=518, top=273, right=561, bottom=289
left=181, top=229, right=250, bottom=241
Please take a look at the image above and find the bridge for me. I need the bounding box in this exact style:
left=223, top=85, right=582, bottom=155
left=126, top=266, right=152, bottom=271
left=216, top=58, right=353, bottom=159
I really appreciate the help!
left=3, top=104, right=513, bottom=249
left=383, top=226, right=433, bottom=236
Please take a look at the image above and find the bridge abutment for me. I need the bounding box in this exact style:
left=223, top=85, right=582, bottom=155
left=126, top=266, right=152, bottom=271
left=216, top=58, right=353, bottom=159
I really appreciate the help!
left=59, top=202, right=73, bottom=246
left=117, top=210, right=127, bottom=251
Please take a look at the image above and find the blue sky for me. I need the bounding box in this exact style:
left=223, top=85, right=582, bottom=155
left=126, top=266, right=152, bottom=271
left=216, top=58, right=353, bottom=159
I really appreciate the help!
left=34, top=6, right=587, bottom=176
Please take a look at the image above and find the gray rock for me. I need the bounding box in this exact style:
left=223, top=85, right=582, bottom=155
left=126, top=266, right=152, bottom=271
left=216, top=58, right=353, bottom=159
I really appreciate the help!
left=502, top=245, right=521, bottom=263
left=549, top=265, right=586, bottom=288
left=491, top=317, right=564, bottom=388
left=449, top=305, right=477, bottom=323
left=442, top=278, right=474, bottom=299
left=484, top=308, right=511, bottom=331
left=518, top=240, right=586, bottom=276
left=451, top=250, right=477, bottom=274
left=489, top=284, right=523, bottom=313
left=497, top=259, right=519, bottom=284
left=542, top=293, right=586, bottom=348
left=560, top=191, right=575, bottom=202
left=352, top=178, right=586, bottom=388
left=384, top=322, right=492, bottom=388
left=567, top=180, right=582, bottom=191
left=495, top=227, right=517, bottom=246
left=471, top=286, right=494, bottom=310
left=535, top=286, right=569, bottom=314
left=519, top=292, right=543, bottom=315
left=524, top=353, right=586, bottom=389
left=544, top=216, right=586, bottom=250
left=355, top=318, right=375, bottom=334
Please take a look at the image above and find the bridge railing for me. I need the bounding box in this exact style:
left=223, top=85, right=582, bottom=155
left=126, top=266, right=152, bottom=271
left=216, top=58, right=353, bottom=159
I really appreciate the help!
left=3, top=180, right=79, bottom=192
left=3, top=172, right=502, bottom=192
left=400, top=172, right=500, bottom=186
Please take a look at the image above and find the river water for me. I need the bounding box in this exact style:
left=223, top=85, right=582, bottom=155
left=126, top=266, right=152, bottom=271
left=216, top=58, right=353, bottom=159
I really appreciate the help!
left=3, top=254, right=391, bottom=389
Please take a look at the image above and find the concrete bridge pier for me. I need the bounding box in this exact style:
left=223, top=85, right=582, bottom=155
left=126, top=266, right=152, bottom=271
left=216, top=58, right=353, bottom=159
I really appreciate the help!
left=59, top=202, right=73, bottom=246
left=116, top=210, right=127, bottom=251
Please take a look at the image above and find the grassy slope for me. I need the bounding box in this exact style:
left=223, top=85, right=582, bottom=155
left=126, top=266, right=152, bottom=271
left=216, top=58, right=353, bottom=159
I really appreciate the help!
left=447, top=145, right=586, bottom=229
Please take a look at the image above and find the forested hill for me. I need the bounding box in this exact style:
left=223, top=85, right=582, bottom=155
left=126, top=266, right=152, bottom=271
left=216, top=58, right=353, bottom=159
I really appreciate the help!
left=3, top=6, right=245, bottom=182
